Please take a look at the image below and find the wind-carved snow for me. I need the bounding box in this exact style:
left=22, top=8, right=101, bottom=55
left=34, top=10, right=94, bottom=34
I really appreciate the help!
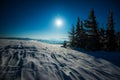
left=0, top=39, right=120, bottom=80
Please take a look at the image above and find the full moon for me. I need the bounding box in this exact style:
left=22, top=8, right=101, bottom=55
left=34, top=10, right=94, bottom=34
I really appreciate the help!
left=55, top=18, right=63, bottom=27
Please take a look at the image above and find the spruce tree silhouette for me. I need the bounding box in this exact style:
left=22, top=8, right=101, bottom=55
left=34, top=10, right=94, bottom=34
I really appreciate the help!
left=75, top=17, right=85, bottom=47
left=116, top=32, right=120, bottom=51
left=99, top=28, right=105, bottom=50
left=66, top=9, right=120, bottom=51
left=69, top=25, right=76, bottom=47
left=106, top=11, right=116, bottom=51
left=84, top=9, right=100, bottom=50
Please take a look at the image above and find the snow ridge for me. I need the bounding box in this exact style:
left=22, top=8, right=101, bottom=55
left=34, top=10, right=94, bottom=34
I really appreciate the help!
left=0, top=39, right=120, bottom=80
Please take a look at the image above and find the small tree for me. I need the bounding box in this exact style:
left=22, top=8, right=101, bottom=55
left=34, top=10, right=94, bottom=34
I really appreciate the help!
left=69, top=25, right=76, bottom=47
left=63, top=40, right=67, bottom=48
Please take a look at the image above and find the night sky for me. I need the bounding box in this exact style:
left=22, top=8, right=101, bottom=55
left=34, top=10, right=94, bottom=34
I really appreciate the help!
left=0, top=0, right=120, bottom=40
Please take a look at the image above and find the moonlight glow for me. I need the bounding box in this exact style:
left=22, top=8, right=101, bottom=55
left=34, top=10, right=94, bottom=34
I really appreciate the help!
left=55, top=18, right=63, bottom=27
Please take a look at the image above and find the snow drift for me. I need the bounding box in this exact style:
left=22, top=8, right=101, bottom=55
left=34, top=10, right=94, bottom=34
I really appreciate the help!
left=0, top=39, right=120, bottom=80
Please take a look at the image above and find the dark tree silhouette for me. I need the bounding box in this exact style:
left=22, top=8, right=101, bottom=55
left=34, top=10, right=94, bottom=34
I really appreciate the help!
left=63, top=40, right=67, bottom=48
left=99, top=28, right=106, bottom=50
left=75, top=17, right=85, bottom=47
left=116, top=32, right=120, bottom=51
left=84, top=9, right=100, bottom=50
left=66, top=9, right=120, bottom=52
left=69, top=25, right=76, bottom=47
left=106, top=11, right=116, bottom=51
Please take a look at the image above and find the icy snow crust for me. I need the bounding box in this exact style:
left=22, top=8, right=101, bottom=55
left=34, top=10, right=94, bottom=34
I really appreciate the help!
left=0, top=39, right=120, bottom=80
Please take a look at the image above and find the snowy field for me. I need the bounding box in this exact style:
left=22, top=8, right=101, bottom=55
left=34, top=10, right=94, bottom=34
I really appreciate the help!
left=0, top=39, right=120, bottom=80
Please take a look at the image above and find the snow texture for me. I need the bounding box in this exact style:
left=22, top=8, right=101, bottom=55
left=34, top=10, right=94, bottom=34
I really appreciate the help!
left=0, top=39, right=120, bottom=80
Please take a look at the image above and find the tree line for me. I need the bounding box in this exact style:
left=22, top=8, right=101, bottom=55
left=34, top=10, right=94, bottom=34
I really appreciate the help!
left=64, top=9, right=120, bottom=51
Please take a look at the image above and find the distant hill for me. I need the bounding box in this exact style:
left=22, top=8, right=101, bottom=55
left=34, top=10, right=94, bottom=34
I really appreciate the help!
left=38, top=39, right=63, bottom=44
left=0, top=37, right=32, bottom=40
left=0, top=37, right=63, bottom=44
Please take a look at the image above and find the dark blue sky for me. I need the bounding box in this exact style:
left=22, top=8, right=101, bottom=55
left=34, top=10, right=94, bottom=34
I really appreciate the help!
left=0, top=0, right=120, bottom=40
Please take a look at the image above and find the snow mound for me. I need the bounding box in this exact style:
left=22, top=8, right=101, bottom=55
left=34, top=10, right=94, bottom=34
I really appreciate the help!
left=0, top=39, right=120, bottom=80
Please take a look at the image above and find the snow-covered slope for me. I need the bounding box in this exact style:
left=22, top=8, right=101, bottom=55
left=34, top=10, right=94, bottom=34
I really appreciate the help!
left=0, top=39, right=120, bottom=80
